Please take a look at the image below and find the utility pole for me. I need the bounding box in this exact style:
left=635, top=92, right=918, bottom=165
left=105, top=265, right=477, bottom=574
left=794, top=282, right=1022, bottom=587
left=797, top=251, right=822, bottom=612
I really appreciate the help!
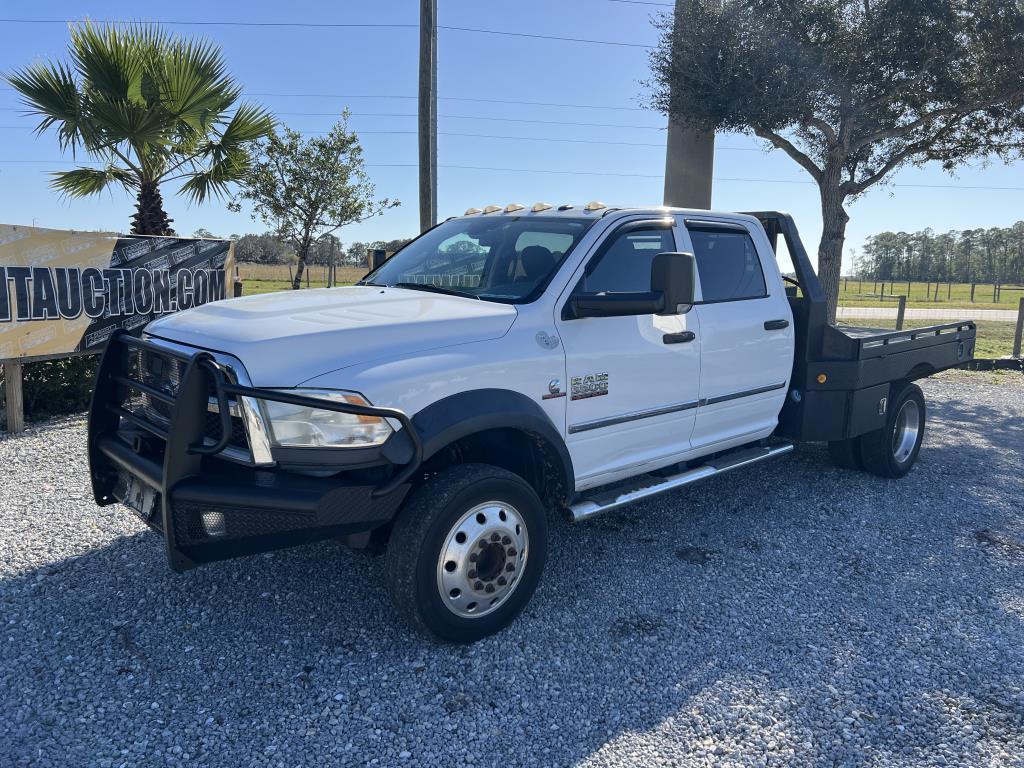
left=418, top=0, right=438, bottom=231
left=663, top=0, right=715, bottom=209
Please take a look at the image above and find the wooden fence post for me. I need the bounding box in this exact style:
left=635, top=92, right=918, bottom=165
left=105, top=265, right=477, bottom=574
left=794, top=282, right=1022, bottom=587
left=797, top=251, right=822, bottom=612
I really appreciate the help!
left=1013, top=297, right=1024, bottom=359
left=896, top=295, right=907, bottom=331
left=3, top=361, right=25, bottom=433
left=970, top=283, right=976, bottom=302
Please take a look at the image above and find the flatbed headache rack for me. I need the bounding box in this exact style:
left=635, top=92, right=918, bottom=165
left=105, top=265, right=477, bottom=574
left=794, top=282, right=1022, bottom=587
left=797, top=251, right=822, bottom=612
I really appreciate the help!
left=88, top=331, right=423, bottom=570
left=745, top=211, right=976, bottom=444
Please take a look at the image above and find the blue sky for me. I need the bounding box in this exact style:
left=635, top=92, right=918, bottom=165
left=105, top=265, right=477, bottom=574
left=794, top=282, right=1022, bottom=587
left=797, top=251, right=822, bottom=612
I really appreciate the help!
left=2, top=0, right=1022, bottom=271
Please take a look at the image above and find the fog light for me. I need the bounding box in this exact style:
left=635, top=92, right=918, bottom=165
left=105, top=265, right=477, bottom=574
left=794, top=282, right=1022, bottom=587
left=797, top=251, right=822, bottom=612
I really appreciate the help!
left=201, top=511, right=227, bottom=537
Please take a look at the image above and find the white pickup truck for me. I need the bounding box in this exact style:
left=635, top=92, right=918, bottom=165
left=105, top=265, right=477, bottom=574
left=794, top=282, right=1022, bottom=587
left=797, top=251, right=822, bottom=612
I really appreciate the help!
left=88, top=206, right=976, bottom=641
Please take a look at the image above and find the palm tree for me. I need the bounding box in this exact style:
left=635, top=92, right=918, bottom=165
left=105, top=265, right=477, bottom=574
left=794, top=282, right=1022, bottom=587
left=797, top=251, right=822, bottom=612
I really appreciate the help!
left=5, top=22, right=273, bottom=235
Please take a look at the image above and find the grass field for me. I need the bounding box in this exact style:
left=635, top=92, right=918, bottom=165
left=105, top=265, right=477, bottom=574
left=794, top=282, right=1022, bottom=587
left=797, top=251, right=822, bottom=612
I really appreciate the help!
left=236, top=263, right=369, bottom=295
left=234, top=265, right=1021, bottom=358
left=838, top=279, right=1024, bottom=310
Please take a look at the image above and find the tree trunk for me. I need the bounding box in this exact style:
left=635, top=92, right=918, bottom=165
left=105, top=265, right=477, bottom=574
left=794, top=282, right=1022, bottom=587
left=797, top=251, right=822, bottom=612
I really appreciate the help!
left=131, top=180, right=175, bottom=236
left=292, top=240, right=311, bottom=290
left=817, top=182, right=849, bottom=325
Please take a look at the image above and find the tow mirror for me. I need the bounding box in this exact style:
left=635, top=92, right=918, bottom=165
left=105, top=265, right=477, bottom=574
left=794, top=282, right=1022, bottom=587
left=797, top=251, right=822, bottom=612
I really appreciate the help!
left=651, top=252, right=696, bottom=315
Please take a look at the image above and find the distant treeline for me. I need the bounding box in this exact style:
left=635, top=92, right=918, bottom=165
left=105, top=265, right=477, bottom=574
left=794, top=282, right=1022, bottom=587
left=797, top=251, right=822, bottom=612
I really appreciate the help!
left=853, top=222, right=1024, bottom=284
left=194, top=230, right=412, bottom=267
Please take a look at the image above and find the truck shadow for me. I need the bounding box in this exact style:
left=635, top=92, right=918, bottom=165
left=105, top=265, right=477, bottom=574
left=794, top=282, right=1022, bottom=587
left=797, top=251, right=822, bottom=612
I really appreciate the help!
left=3, top=390, right=1023, bottom=765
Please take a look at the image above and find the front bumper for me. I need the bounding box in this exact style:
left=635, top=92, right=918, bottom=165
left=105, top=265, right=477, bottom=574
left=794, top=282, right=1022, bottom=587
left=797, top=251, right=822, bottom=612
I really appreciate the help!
left=87, top=331, right=421, bottom=571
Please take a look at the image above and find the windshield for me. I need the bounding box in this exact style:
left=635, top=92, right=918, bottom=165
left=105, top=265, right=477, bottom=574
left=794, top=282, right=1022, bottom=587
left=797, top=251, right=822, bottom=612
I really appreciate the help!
left=361, top=216, right=594, bottom=303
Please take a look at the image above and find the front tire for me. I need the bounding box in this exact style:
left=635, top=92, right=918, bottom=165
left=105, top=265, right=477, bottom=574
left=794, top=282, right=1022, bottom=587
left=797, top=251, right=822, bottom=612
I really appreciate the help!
left=384, top=463, right=547, bottom=642
left=858, top=382, right=926, bottom=478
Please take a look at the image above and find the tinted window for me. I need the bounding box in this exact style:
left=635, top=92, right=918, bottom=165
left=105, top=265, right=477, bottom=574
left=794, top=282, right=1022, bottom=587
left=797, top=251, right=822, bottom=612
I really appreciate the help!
left=689, top=228, right=767, bottom=302
left=578, top=226, right=675, bottom=294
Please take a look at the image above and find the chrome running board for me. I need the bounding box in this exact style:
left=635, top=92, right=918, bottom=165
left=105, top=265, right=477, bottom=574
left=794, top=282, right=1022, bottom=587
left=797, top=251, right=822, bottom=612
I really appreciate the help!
left=568, top=442, right=794, bottom=522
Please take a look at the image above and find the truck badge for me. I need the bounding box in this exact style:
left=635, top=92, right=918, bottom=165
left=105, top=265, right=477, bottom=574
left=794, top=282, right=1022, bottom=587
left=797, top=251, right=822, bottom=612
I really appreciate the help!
left=542, top=379, right=565, bottom=400
left=571, top=373, right=609, bottom=400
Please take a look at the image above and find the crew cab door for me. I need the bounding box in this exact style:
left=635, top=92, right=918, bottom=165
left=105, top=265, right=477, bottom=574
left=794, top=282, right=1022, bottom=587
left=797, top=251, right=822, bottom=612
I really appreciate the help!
left=679, top=218, right=793, bottom=449
left=555, top=218, right=701, bottom=489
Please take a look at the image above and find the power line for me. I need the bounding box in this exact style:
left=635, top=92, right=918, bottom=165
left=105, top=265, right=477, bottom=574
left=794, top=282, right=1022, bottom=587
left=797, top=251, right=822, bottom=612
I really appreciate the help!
left=605, top=0, right=672, bottom=6
left=0, top=106, right=664, bottom=130
left=0, top=18, right=653, bottom=47
left=0, top=125, right=770, bottom=151
left=3, top=158, right=1023, bottom=190
left=246, top=92, right=648, bottom=112
left=0, top=90, right=648, bottom=112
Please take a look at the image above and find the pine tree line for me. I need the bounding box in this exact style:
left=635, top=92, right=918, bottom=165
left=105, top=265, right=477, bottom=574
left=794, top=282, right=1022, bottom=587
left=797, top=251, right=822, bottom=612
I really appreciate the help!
left=853, top=223, right=1024, bottom=285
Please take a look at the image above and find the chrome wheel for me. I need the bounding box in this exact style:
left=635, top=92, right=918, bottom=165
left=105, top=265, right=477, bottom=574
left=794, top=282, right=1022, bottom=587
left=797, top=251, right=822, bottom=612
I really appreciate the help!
left=891, top=399, right=921, bottom=463
left=436, top=501, right=529, bottom=619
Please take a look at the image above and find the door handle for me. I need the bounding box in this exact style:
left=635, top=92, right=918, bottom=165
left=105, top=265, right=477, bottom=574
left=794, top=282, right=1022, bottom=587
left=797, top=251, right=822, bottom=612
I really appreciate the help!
left=764, top=319, right=789, bottom=330
left=663, top=331, right=696, bottom=344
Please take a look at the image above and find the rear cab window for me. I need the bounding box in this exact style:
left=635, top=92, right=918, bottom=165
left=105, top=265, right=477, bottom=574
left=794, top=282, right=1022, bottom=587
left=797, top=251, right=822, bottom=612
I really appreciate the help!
left=687, top=224, right=768, bottom=302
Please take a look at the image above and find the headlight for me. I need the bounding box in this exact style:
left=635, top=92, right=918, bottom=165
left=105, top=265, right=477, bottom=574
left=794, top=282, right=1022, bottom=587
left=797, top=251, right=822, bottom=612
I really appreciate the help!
left=260, top=390, right=393, bottom=448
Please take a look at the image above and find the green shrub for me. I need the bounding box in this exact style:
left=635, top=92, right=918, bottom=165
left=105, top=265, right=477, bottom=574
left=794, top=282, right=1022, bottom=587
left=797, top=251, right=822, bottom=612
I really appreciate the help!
left=1, top=355, right=99, bottom=423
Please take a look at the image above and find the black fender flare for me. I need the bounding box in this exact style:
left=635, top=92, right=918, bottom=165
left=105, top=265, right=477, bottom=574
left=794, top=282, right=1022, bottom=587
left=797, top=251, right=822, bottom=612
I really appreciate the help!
left=402, top=388, right=574, bottom=498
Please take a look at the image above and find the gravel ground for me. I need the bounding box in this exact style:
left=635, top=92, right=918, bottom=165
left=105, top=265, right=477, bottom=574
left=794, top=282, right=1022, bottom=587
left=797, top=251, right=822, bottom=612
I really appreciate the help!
left=2, top=371, right=1023, bottom=767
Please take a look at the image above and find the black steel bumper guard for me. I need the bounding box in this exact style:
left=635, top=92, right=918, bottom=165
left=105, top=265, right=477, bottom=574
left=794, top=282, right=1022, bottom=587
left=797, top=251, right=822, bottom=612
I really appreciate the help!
left=88, top=331, right=423, bottom=571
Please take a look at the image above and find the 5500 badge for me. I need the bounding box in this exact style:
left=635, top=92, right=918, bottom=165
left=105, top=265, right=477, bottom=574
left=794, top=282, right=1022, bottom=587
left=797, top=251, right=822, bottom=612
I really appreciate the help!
left=571, top=373, right=609, bottom=400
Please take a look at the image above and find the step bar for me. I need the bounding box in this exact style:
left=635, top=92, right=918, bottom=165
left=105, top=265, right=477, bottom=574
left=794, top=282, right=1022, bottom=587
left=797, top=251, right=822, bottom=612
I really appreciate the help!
left=568, top=442, right=795, bottom=522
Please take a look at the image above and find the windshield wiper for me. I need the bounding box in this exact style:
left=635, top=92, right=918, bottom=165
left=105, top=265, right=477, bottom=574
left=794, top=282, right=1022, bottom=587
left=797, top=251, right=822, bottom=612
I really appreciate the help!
left=390, top=282, right=479, bottom=299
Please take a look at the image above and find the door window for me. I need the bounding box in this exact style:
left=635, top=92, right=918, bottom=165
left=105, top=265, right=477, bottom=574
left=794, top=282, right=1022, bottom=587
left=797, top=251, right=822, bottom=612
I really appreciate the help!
left=689, top=227, right=767, bottom=302
left=577, top=225, right=675, bottom=294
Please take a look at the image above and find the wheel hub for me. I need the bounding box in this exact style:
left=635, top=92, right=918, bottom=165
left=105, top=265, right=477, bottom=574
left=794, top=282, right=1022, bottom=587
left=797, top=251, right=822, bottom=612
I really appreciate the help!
left=437, top=501, right=528, bottom=619
left=891, top=399, right=921, bottom=463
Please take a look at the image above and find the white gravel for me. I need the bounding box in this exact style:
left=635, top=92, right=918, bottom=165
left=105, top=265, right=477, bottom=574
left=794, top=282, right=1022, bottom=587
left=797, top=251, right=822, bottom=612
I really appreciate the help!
left=2, top=370, right=1023, bottom=767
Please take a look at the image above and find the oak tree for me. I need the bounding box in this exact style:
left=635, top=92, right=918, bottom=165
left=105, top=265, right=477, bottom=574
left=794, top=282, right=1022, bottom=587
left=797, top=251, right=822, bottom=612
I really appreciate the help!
left=649, top=0, right=1024, bottom=321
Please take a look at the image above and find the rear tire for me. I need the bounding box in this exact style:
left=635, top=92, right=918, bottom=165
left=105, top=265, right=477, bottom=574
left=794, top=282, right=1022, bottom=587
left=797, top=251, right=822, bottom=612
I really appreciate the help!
left=384, top=463, right=547, bottom=643
left=858, top=382, right=926, bottom=478
left=828, top=436, right=863, bottom=470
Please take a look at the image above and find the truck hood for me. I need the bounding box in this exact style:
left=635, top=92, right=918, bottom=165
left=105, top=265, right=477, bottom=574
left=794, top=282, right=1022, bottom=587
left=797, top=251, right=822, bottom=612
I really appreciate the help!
left=146, top=285, right=517, bottom=385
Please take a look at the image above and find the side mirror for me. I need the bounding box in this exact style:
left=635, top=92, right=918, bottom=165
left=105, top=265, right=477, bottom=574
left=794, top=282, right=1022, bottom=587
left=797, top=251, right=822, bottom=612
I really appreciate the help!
left=651, top=252, right=696, bottom=315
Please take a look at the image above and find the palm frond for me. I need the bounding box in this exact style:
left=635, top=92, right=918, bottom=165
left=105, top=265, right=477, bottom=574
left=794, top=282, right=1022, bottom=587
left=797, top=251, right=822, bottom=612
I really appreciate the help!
left=50, top=165, right=136, bottom=198
left=69, top=22, right=146, bottom=104
left=217, top=103, right=276, bottom=150
left=5, top=61, right=84, bottom=153
left=179, top=148, right=249, bottom=204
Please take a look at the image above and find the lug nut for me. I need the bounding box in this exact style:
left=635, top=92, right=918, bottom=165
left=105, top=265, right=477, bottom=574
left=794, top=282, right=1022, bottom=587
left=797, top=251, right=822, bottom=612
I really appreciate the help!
left=479, top=541, right=488, bottom=549
left=497, top=577, right=507, bottom=586
left=469, top=553, right=478, bottom=563
left=474, top=581, right=484, bottom=590
left=485, top=584, right=495, bottom=593
left=505, top=563, right=515, bottom=572
left=490, top=532, right=501, bottom=542
left=502, top=536, right=511, bottom=545
left=468, top=570, right=477, bottom=579
left=507, top=547, right=517, bottom=557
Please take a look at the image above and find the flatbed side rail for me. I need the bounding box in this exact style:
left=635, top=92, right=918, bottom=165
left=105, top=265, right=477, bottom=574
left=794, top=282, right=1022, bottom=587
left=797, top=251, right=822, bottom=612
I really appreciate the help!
left=854, top=320, right=976, bottom=357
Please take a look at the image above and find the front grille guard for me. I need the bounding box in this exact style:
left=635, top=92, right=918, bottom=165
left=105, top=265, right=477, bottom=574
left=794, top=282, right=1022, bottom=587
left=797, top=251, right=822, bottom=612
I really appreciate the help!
left=89, top=330, right=424, bottom=502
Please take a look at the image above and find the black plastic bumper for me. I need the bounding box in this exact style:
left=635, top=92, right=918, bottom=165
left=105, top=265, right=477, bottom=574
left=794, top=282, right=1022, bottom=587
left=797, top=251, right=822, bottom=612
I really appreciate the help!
left=88, top=331, right=421, bottom=571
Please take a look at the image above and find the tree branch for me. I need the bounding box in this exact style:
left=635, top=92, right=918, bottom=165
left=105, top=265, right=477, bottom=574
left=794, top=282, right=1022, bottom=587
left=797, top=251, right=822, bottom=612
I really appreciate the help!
left=852, top=86, right=1024, bottom=151
left=752, top=125, right=823, bottom=182
left=844, top=118, right=966, bottom=196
